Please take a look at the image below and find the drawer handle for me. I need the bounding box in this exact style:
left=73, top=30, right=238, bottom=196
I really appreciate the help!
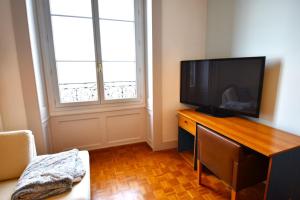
left=184, top=120, right=188, bottom=124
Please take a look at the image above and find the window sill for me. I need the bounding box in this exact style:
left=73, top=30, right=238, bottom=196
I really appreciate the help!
left=49, top=100, right=146, bottom=117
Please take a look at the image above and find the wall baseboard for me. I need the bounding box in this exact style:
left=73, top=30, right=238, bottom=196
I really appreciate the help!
left=153, top=140, right=177, bottom=151
left=146, top=138, right=153, bottom=150
left=55, top=138, right=148, bottom=153
left=89, top=141, right=151, bottom=153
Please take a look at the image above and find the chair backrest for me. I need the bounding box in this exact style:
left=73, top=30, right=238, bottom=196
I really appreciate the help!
left=198, top=125, right=242, bottom=187
left=0, top=130, right=36, bottom=181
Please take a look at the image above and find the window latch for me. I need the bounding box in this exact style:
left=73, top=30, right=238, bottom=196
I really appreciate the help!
left=97, top=63, right=102, bottom=73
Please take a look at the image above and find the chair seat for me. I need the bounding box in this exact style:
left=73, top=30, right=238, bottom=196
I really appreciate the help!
left=0, top=179, right=18, bottom=200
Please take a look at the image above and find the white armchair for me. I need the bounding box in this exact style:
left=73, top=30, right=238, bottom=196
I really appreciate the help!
left=0, top=130, right=90, bottom=200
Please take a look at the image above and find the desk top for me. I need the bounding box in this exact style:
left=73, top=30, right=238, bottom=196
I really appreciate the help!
left=178, top=109, right=300, bottom=157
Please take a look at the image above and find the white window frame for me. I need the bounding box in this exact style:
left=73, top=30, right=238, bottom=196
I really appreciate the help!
left=36, top=0, right=145, bottom=114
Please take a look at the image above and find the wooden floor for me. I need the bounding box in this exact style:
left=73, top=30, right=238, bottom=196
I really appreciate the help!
left=90, top=143, right=265, bottom=200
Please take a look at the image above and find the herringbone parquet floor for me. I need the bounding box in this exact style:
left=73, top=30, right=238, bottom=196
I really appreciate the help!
left=90, top=143, right=265, bottom=200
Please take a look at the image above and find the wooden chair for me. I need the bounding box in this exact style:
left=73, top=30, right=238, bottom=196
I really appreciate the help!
left=197, top=125, right=268, bottom=200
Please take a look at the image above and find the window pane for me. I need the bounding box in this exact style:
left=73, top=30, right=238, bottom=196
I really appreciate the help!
left=103, top=62, right=137, bottom=100
left=51, top=16, right=95, bottom=61
left=99, top=20, right=136, bottom=61
left=56, top=62, right=98, bottom=103
left=49, top=0, right=92, bottom=17
left=98, top=0, right=134, bottom=21
left=57, top=62, right=97, bottom=84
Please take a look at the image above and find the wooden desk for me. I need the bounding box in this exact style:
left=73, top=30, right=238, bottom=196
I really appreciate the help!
left=177, top=109, right=300, bottom=200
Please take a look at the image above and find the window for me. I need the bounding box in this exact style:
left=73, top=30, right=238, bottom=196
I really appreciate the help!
left=38, top=0, right=144, bottom=107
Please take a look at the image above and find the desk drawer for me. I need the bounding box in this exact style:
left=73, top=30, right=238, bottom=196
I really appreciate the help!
left=178, top=115, right=196, bottom=135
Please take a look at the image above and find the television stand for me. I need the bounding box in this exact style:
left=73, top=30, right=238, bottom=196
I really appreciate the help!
left=177, top=109, right=300, bottom=200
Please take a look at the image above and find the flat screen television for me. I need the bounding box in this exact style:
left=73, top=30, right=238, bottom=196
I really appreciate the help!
left=180, top=57, right=265, bottom=117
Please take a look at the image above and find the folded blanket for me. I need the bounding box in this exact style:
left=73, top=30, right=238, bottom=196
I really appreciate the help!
left=11, top=149, right=86, bottom=200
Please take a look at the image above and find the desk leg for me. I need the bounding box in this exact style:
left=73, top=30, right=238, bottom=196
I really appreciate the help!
left=193, top=130, right=198, bottom=171
left=264, top=148, right=300, bottom=200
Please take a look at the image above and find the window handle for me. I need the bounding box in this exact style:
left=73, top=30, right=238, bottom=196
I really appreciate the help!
left=97, top=63, right=102, bottom=73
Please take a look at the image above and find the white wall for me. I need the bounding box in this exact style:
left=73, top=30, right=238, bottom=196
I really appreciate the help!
left=1, top=0, right=207, bottom=152
left=50, top=108, right=147, bottom=152
left=150, top=0, right=207, bottom=150
left=0, top=0, right=49, bottom=154
left=25, top=0, right=50, bottom=153
left=0, top=0, right=28, bottom=130
left=206, top=0, right=235, bottom=58
left=0, top=0, right=147, bottom=152
left=145, top=0, right=154, bottom=148
left=10, top=0, right=50, bottom=154
left=206, top=0, right=300, bottom=135
left=160, top=0, right=207, bottom=142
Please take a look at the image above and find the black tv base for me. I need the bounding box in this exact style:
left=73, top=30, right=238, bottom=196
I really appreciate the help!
left=195, top=107, right=234, bottom=118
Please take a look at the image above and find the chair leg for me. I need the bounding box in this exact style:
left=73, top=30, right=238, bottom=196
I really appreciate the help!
left=198, top=160, right=203, bottom=185
left=231, top=189, right=238, bottom=200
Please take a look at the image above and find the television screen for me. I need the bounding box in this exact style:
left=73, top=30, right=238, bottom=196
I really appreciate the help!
left=180, top=57, right=265, bottom=117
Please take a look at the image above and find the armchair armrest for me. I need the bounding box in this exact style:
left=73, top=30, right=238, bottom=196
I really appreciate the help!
left=0, top=130, right=36, bottom=181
